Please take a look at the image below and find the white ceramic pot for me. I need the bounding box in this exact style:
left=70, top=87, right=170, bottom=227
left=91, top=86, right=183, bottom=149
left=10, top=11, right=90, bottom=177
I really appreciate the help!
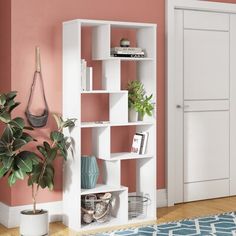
left=20, top=210, right=49, bottom=236
left=129, top=109, right=138, bottom=122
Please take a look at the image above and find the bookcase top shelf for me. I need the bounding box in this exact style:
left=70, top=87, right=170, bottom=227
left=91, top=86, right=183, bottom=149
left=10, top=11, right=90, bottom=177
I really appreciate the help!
left=63, top=19, right=157, bottom=29
left=81, top=90, right=128, bottom=94
left=81, top=121, right=154, bottom=128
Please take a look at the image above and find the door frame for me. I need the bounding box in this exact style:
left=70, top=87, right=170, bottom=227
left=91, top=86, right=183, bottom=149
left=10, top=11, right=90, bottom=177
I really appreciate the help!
left=166, top=0, right=236, bottom=206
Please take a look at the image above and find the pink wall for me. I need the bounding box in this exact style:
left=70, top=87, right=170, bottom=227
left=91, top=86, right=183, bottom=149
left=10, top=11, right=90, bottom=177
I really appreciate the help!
left=5, top=0, right=165, bottom=206
left=0, top=0, right=12, bottom=205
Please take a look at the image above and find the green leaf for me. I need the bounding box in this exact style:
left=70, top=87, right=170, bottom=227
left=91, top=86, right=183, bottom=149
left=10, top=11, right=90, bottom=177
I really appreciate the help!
left=9, top=117, right=25, bottom=129
left=0, top=94, right=6, bottom=106
left=16, top=151, right=36, bottom=172
left=50, top=131, right=64, bottom=142
left=2, top=126, right=13, bottom=143
left=9, top=102, right=20, bottom=113
left=0, top=111, right=11, bottom=123
left=12, top=127, right=23, bottom=139
left=14, top=169, right=25, bottom=180
left=2, top=156, right=14, bottom=169
left=13, top=139, right=27, bottom=151
left=43, top=141, right=51, bottom=151
left=23, top=126, right=34, bottom=131
left=0, top=140, right=7, bottom=153
left=56, top=142, right=67, bottom=160
left=37, top=146, right=47, bottom=158
left=21, top=132, right=35, bottom=143
left=8, top=173, right=17, bottom=186
left=0, top=166, right=8, bottom=178
left=6, top=91, right=17, bottom=100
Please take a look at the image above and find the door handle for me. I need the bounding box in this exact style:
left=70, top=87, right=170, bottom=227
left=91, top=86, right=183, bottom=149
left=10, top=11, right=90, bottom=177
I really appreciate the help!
left=176, top=105, right=189, bottom=109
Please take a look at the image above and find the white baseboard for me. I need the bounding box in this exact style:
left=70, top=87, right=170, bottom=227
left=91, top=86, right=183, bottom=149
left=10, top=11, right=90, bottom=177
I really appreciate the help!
left=157, top=189, right=167, bottom=208
left=0, top=201, right=62, bottom=228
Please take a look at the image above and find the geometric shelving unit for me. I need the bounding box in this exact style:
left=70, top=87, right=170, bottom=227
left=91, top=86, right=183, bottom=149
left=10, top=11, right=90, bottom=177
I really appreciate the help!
left=62, top=19, right=157, bottom=232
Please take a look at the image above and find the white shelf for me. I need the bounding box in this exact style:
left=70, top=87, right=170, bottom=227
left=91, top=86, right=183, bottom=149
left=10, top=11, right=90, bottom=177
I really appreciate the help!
left=81, top=216, right=121, bottom=231
left=81, top=184, right=127, bottom=195
left=81, top=121, right=154, bottom=128
left=98, top=152, right=153, bottom=161
left=81, top=90, right=128, bottom=94
left=95, top=56, right=154, bottom=61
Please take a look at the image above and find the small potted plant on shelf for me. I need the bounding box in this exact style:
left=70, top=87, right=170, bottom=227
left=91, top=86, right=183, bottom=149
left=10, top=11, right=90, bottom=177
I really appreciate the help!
left=127, top=80, right=145, bottom=122
left=0, top=91, right=76, bottom=236
left=127, top=81, right=154, bottom=121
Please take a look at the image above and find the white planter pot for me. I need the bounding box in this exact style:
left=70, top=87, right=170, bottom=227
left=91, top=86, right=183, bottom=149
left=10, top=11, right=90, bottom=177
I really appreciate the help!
left=20, top=210, right=49, bottom=236
left=129, top=109, right=138, bottom=122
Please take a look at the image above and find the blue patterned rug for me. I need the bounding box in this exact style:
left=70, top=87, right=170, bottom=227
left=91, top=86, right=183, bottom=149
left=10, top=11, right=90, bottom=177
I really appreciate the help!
left=92, top=212, right=236, bottom=235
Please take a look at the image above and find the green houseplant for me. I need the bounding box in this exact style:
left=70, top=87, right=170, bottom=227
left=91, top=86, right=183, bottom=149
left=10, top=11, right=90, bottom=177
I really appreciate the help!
left=0, top=91, right=75, bottom=235
left=127, top=81, right=154, bottom=121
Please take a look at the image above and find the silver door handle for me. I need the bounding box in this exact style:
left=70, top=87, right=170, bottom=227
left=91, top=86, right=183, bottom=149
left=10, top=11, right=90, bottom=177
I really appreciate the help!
left=176, top=105, right=189, bottom=109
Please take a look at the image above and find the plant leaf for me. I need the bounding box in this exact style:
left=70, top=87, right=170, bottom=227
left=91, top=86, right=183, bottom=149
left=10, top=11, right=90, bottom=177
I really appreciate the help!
left=6, top=91, right=17, bottom=100
left=9, top=102, right=20, bottom=113
left=16, top=151, right=37, bottom=172
left=21, top=132, right=35, bottom=143
left=53, top=114, right=61, bottom=129
left=9, top=117, right=25, bottom=129
left=0, top=166, right=8, bottom=178
left=0, top=111, right=11, bottom=123
left=13, top=139, right=27, bottom=151
left=2, top=156, right=14, bottom=169
left=14, top=169, right=25, bottom=180
left=37, top=146, right=47, bottom=158
left=2, top=126, right=13, bottom=143
left=0, top=94, right=6, bottom=106
left=8, top=173, right=17, bottom=186
left=50, top=131, right=64, bottom=142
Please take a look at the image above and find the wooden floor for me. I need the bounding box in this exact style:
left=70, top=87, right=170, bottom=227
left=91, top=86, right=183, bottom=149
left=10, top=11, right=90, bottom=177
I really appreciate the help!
left=1, top=196, right=236, bottom=235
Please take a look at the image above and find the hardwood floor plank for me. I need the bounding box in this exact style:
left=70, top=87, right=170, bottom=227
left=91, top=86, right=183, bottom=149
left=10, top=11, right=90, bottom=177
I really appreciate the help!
left=1, top=196, right=236, bottom=235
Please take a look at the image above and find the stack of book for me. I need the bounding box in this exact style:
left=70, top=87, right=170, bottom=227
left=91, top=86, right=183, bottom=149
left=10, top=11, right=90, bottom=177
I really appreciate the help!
left=110, top=47, right=145, bottom=58
left=81, top=59, right=93, bottom=91
left=131, top=132, right=148, bottom=154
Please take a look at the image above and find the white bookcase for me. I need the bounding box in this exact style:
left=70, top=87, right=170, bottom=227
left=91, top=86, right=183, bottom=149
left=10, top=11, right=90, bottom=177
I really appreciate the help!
left=62, top=19, right=157, bottom=232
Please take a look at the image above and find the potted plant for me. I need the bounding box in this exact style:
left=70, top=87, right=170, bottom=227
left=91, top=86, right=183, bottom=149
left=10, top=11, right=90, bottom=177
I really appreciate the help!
left=0, top=91, right=75, bottom=236
left=136, top=94, right=154, bottom=121
left=127, top=81, right=154, bottom=121
left=127, top=80, right=145, bottom=122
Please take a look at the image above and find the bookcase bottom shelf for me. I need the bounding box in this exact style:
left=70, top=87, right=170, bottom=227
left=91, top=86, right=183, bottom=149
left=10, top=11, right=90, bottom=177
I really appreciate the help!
left=80, top=216, right=157, bottom=232
left=81, top=184, right=127, bottom=195
left=98, top=152, right=153, bottom=161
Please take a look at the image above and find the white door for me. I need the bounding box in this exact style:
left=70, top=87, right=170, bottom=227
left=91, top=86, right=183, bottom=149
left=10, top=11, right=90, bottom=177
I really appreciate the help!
left=175, top=10, right=231, bottom=202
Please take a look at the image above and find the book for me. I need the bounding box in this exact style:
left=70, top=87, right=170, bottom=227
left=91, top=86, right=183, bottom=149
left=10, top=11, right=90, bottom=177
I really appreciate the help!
left=81, top=59, right=87, bottom=91
left=111, top=53, right=145, bottom=58
left=131, top=134, right=143, bottom=154
left=111, top=47, right=143, bottom=53
left=86, top=67, right=93, bottom=91
left=136, top=132, right=149, bottom=154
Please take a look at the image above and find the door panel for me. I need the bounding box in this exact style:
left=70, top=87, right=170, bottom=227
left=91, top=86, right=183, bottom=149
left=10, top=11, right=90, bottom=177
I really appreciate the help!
left=184, top=111, right=229, bottom=183
left=184, top=179, right=229, bottom=202
left=184, top=30, right=229, bottom=100
left=184, top=10, right=229, bottom=31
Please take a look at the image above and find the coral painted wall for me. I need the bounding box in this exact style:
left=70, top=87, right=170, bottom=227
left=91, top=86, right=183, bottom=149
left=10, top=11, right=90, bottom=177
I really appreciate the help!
left=1, top=0, right=165, bottom=206
left=0, top=0, right=12, bottom=205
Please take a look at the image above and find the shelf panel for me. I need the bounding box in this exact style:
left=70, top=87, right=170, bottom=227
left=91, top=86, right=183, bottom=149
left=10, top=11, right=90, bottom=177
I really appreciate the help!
left=94, top=56, right=154, bottom=61
left=81, top=90, right=128, bottom=94
left=99, top=152, right=153, bottom=161
left=81, top=121, right=154, bottom=128
left=81, top=184, right=127, bottom=195
left=81, top=216, right=121, bottom=231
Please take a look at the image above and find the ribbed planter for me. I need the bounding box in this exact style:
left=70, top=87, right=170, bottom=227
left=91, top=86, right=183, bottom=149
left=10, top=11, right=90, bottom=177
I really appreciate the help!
left=81, top=155, right=99, bottom=189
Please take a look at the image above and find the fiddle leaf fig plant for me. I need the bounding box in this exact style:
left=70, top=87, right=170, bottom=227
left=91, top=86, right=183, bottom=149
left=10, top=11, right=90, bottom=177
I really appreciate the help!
left=0, top=91, right=76, bottom=213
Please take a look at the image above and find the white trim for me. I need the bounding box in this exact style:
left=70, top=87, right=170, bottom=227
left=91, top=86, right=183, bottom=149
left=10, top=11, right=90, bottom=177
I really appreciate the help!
left=166, top=0, right=236, bottom=206
left=0, top=201, right=62, bottom=228
left=156, top=189, right=167, bottom=208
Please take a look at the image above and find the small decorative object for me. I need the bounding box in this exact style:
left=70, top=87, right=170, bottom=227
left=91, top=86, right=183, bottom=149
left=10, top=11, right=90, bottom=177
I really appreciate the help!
left=127, top=80, right=154, bottom=122
left=0, top=91, right=76, bottom=236
left=131, top=134, right=143, bottom=154
left=128, top=194, right=151, bottom=219
left=120, top=38, right=130, bottom=47
left=81, top=155, right=99, bottom=189
left=81, top=193, right=112, bottom=224
left=25, top=47, right=49, bottom=128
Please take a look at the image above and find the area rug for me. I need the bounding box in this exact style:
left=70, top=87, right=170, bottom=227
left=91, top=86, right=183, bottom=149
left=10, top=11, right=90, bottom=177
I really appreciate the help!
left=92, top=212, right=236, bottom=235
